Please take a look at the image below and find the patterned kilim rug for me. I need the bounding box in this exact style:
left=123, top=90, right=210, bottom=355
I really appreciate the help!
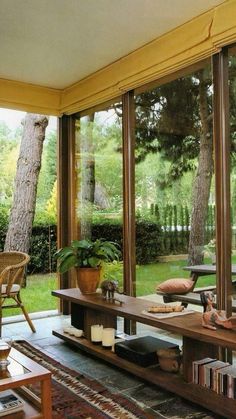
left=12, top=340, right=154, bottom=419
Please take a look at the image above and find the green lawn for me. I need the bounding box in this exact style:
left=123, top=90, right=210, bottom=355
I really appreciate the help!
left=3, top=273, right=58, bottom=317
left=3, top=258, right=225, bottom=317
left=136, top=259, right=216, bottom=296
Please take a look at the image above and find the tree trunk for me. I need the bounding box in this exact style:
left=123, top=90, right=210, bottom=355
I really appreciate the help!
left=4, top=114, right=48, bottom=253
left=188, top=71, right=214, bottom=265
left=80, top=114, right=95, bottom=239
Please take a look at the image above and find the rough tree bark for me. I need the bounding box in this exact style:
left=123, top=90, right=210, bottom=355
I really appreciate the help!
left=4, top=113, right=49, bottom=252
left=80, top=114, right=95, bottom=239
left=188, top=71, right=214, bottom=265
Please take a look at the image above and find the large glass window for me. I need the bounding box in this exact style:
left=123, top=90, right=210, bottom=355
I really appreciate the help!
left=134, top=61, right=215, bottom=297
left=75, top=102, right=123, bottom=285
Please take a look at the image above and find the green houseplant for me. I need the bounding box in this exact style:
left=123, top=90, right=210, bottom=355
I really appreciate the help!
left=55, top=239, right=121, bottom=294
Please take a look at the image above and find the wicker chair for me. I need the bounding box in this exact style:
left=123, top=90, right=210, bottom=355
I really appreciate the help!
left=0, top=251, right=36, bottom=336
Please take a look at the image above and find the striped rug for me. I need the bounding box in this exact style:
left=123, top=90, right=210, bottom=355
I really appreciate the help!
left=12, top=340, right=154, bottom=419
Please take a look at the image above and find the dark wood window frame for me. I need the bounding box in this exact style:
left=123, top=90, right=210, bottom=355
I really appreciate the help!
left=213, top=47, right=232, bottom=317
left=57, top=114, right=76, bottom=313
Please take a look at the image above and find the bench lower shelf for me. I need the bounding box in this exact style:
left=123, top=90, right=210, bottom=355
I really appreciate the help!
left=53, top=329, right=236, bottom=419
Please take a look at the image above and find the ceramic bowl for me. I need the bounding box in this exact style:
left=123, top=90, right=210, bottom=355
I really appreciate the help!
left=73, top=329, right=83, bottom=337
left=63, top=326, right=75, bottom=334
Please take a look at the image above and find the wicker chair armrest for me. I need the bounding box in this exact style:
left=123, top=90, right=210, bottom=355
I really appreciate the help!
left=0, top=260, right=28, bottom=274
left=1, top=253, right=30, bottom=268
left=0, top=253, right=30, bottom=288
left=0, top=265, right=25, bottom=289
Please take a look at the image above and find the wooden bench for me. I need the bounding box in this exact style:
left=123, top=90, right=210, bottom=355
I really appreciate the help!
left=156, top=288, right=236, bottom=311
left=156, top=264, right=236, bottom=309
left=52, top=288, right=236, bottom=418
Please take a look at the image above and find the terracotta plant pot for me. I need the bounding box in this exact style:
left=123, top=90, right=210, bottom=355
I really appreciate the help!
left=76, top=268, right=101, bottom=294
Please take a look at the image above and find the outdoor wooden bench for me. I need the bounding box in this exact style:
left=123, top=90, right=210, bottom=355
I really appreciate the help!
left=156, top=288, right=236, bottom=312
left=156, top=264, right=236, bottom=309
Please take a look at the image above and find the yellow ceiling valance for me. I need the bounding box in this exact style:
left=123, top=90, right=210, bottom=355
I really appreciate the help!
left=1, top=0, right=236, bottom=116
left=61, top=10, right=217, bottom=114
left=0, top=78, right=61, bottom=116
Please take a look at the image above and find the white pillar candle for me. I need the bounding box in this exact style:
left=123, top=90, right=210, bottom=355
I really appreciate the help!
left=91, top=325, right=103, bottom=344
left=102, top=328, right=115, bottom=348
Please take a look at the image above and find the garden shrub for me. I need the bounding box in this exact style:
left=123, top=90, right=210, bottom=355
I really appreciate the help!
left=0, top=206, right=8, bottom=251
left=92, top=220, right=123, bottom=247
left=92, top=219, right=163, bottom=265
left=0, top=211, right=189, bottom=273
left=28, top=225, right=57, bottom=274
left=135, top=220, right=163, bottom=264
left=0, top=201, right=217, bottom=273
left=0, top=217, right=184, bottom=272
left=0, top=206, right=57, bottom=273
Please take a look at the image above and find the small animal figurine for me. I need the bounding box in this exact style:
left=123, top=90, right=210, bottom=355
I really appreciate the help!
left=100, top=279, right=122, bottom=304
left=200, top=290, right=236, bottom=330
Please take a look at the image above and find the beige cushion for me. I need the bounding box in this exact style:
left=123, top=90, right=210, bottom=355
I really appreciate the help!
left=1, top=284, right=20, bottom=294
left=157, top=278, right=194, bottom=294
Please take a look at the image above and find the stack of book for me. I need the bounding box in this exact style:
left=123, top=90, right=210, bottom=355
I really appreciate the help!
left=193, top=358, right=236, bottom=398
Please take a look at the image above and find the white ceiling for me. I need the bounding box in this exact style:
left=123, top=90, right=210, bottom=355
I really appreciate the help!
left=0, top=0, right=224, bottom=89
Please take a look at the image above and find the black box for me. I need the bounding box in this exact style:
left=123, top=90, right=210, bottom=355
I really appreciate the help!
left=115, top=336, right=178, bottom=367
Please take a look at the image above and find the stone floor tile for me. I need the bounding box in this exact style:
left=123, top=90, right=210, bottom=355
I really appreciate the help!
left=32, top=335, right=63, bottom=347
left=151, top=398, right=224, bottom=419
left=101, top=369, right=144, bottom=391
left=71, top=357, right=119, bottom=379
left=123, top=383, right=173, bottom=407
left=142, top=407, right=167, bottom=418
left=40, top=342, right=82, bottom=363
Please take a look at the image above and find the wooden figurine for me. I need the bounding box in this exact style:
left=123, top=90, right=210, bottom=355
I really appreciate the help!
left=200, top=291, right=236, bottom=330
left=100, top=280, right=123, bottom=304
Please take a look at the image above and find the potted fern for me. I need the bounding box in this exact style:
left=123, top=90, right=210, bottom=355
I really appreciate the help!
left=55, top=239, right=121, bottom=294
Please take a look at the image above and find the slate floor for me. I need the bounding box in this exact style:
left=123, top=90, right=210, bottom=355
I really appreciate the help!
left=2, top=310, right=225, bottom=419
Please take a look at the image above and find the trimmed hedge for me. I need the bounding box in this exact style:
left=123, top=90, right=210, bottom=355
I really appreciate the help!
left=135, top=220, right=163, bottom=264
left=92, top=220, right=163, bottom=264
left=30, top=221, right=163, bottom=272
left=0, top=220, right=57, bottom=274
left=28, top=225, right=57, bottom=274
left=0, top=201, right=217, bottom=272
left=0, top=217, right=164, bottom=272
left=0, top=203, right=192, bottom=272
left=0, top=207, right=8, bottom=251
left=92, top=220, right=123, bottom=248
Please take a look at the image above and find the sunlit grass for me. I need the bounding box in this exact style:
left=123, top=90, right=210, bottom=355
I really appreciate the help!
left=136, top=259, right=216, bottom=296
left=105, top=258, right=218, bottom=296
left=3, top=273, right=58, bottom=317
